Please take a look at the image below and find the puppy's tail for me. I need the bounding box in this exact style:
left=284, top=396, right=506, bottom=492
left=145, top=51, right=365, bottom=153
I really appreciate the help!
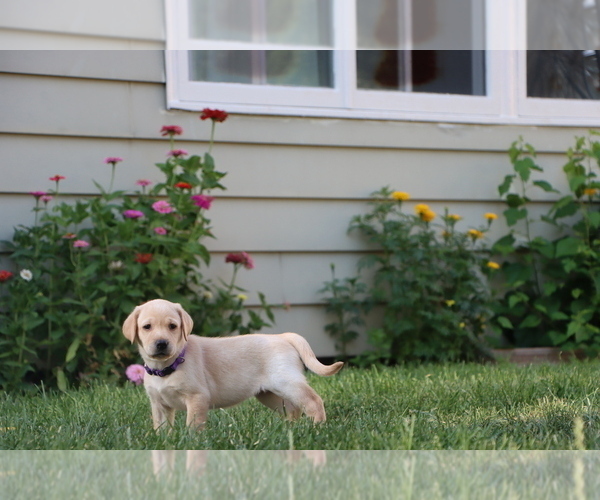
left=283, top=333, right=344, bottom=376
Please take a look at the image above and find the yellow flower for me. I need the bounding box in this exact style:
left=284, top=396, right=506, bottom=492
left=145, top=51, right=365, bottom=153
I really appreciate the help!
left=487, top=261, right=500, bottom=270
left=420, top=209, right=436, bottom=222
left=468, top=229, right=484, bottom=239
left=459, top=322, right=466, bottom=329
left=236, top=294, right=248, bottom=302
left=391, top=191, right=410, bottom=201
left=414, top=203, right=430, bottom=215
left=484, top=213, right=498, bottom=220
left=448, top=214, right=462, bottom=221
left=445, top=300, right=456, bottom=307
left=584, top=188, right=598, bottom=196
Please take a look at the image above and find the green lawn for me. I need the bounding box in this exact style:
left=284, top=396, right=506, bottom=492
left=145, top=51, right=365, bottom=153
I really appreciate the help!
left=2, top=362, right=600, bottom=451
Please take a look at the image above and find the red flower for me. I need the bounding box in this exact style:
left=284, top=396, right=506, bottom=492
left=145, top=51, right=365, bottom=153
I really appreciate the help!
left=160, top=125, right=183, bottom=137
left=49, top=175, right=66, bottom=182
left=175, top=182, right=193, bottom=189
left=135, top=253, right=153, bottom=264
left=0, top=270, right=13, bottom=282
left=200, top=108, right=229, bottom=123
left=225, top=252, right=254, bottom=270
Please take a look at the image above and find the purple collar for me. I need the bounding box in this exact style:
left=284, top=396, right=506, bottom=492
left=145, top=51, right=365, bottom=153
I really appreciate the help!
left=144, top=348, right=186, bottom=377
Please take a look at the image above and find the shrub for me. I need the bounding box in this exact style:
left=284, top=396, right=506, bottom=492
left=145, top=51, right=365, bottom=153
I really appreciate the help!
left=0, top=112, right=273, bottom=391
left=490, top=134, right=600, bottom=352
left=321, top=187, right=497, bottom=364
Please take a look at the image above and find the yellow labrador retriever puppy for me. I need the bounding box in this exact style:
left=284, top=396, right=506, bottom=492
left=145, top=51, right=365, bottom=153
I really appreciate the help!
left=122, top=299, right=344, bottom=430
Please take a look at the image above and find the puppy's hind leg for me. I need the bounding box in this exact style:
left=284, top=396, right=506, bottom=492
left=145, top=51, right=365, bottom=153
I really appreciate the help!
left=286, top=383, right=327, bottom=423
left=255, top=391, right=302, bottom=420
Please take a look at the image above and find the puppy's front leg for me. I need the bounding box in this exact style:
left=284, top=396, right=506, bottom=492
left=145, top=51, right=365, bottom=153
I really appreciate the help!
left=151, top=401, right=175, bottom=431
left=185, top=396, right=209, bottom=430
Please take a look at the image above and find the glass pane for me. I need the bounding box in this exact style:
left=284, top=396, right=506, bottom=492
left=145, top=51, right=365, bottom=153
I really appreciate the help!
left=356, top=0, right=485, bottom=50
left=527, top=0, right=600, bottom=100
left=189, top=51, right=333, bottom=88
left=357, top=50, right=486, bottom=96
left=189, top=0, right=332, bottom=47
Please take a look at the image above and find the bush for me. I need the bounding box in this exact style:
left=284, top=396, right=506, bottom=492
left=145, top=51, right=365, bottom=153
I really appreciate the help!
left=490, top=134, right=600, bottom=352
left=321, top=187, right=497, bottom=364
left=0, top=112, right=273, bottom=391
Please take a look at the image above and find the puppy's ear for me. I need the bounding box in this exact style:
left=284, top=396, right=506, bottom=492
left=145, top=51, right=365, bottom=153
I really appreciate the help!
left=176, top=303, right=193, bottom=341
left=122, top=306, right=140, bottom=344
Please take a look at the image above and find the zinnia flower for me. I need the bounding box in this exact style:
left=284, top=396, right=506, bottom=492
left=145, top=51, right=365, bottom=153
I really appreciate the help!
left=62, top=233, right=77, bottom=239
left=200, top=108, right=229, bottom=122
left=584, top=188, right=598, bottom=197
left=225, top=252, right=254, bottom=270
left=136, top=179, right=152, bottom=187
left=174, top=182, right=193, bottom=189
left=49, top=175, right=65, bottom=182
left=448, top=214, right=462, bottom=221
left=123, top=210, right=145, bottom=219
left=73, top=240, right=90, bottom=248
left=152, top=200, right=174, bottom=214
left=191, top=195, right=214, bottom=210
left=104, top=157, right=123, bottom=165
left=29, top=191, right=47, bottom=199
left=154, top=227, right=167, bottom=235
left=125, top=364, right=145, bottom=385
left=420, top=209, right=436, bottom=222
left=160, top=125, right=183, bottom=137
left=108, top=261, right=123, bottom=271
left=20, top=269, right=33, bottom=281
left=445, top=300, right=456, bottom=307
left=168, top=149, right=188, bottom=158
left=414, top=204, right=430, bottom=215
left=484, top=213, right=498, bottom=221
left=391, top=191, right=410, bottom=201
left=236, top=294, right=248, bottom=302
left=0, top=270, right=13, bottom=282
left=135, top=253, right=153, bottom=264
left=487, top=261, right=501, bottom=270
left=40, top=195, right=53, bottom=204
left=468, top=229, right=484, bottom=240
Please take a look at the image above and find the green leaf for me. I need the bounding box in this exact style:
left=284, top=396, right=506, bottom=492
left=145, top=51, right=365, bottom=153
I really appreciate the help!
left=587, top=211, right=600, bottom=229
left=555, top=237, right=581, bottom=258
left=56, top=368, right=68, bottom=392
left=498, top=175, right=515, bottom=196
left=505, top=194, right=526, bottom=208
left=532, top=180, right=559, bottom=193
left=65, top=339, right=80, bottom=363
left=497, top=316, right=514, bottom=330
left=514, top=157, right=536, bottom=182
left=503, top=207, right=528, bottom=226
left=519, top=315, right=541, bottom=329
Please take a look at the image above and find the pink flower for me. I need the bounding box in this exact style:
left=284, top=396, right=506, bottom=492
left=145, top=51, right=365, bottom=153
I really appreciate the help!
left=30, top=191, right=47, bottom=199
left=49, top=175, right=65, bottom=182
left=125, top=364, right=145, bottom=385
left=136, top=179, right=152, bottom=187
left=40, top=195, right=53, bottom=204
left=168, top=149, right=188, bottom=158
left=200, top=108, right=229, bottom=123
left=160, top=125, right=183, bottom=137
left=73, top=240, right=90, bottom=248
left=123, top=210, right=145, bottom=219
left=225, top=252, right=254, bottom=270
left=191, top=195, right=214, bottom=210
left=152, top=200, right=174, bottom=214
left=104, top=157, right=123, bottom=165
left=62, top=233, right=77, bottom=239
left=154, top=227, right=167, bottom=235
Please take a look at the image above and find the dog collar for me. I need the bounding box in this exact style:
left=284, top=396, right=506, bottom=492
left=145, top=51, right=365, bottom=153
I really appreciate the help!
left=144, top=347, right=186, bottom=377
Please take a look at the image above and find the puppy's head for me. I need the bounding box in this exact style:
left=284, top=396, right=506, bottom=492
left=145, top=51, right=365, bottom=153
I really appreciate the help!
left=122, top=299, right=193, bottom=360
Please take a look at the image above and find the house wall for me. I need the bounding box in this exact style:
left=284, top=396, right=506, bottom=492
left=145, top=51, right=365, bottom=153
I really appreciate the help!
left=0, top=8, right=596, bottom=356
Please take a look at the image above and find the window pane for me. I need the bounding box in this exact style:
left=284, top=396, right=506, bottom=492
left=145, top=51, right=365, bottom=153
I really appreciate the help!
left=189, top=51, right=333, bottom=88
left=189, top=0, right=332, bottom=46
left=357, top=50, right=486, bottom=96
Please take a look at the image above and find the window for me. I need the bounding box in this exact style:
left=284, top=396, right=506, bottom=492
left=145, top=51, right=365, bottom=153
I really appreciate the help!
left=165, top=0, right=600, bottom=126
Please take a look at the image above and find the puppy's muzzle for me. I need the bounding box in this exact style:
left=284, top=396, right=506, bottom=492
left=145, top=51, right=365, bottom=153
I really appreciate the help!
left=153, top=340, right=171, bottom=358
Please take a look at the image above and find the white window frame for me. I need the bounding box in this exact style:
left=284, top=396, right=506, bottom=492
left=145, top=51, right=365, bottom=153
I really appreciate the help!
left=165, top=0, right=600, bottom=127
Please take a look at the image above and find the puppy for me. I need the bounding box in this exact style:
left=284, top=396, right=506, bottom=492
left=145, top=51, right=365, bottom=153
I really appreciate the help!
left=122, top=299, right=344, bottom=430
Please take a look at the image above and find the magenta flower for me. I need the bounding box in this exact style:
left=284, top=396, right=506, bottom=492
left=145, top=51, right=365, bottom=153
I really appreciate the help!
left=40, top=195, right=53, bottom=204
left=125, top=364, right=145, bottom=385
left=152, top=200, right=174, bottom=214
left=123, top=210, right=145, bottom=219
left=104, top=157, right=123, bottom=165
left=225, top=252, right=254, bottom=270
left=168, top=149, right=188, bottom=158
left=73, top=240, right=90, bottom=248
left=191, top=195, right=214, bottom=210
left=136, top=179, right=152, bottom=187
left=49, top=175, right=65, bottom=182
left=30, top=191, right=48, bottom=199
left=154, top=227, right=167, bottom=235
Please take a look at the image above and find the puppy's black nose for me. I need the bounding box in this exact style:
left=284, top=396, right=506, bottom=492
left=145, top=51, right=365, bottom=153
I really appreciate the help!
left=155, top=340, right=169, bottom=352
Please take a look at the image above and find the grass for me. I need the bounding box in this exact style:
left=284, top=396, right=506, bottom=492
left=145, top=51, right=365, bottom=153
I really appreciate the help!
left=2, top=361, right=600, bottom=451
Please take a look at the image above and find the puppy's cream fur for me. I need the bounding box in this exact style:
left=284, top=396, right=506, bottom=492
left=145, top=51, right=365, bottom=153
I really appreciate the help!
left=123, top=299, right=343, bottom=429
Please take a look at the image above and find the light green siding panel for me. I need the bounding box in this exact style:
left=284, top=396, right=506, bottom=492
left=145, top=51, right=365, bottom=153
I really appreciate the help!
left=0, top=51, right=165, bottom=82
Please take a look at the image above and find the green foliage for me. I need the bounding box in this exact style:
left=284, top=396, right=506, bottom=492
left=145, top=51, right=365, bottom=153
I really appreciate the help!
left=321, top=188, right=495, bottom=364
left=490, top=135, right=600, bottom=352
left=0, top=121, right=273, bottom=391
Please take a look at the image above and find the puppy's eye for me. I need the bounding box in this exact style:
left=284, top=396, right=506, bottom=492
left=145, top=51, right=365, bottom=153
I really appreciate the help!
left=169, top=323, right=178, bottom=330
left=142, top=324, right=151, bottom=330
